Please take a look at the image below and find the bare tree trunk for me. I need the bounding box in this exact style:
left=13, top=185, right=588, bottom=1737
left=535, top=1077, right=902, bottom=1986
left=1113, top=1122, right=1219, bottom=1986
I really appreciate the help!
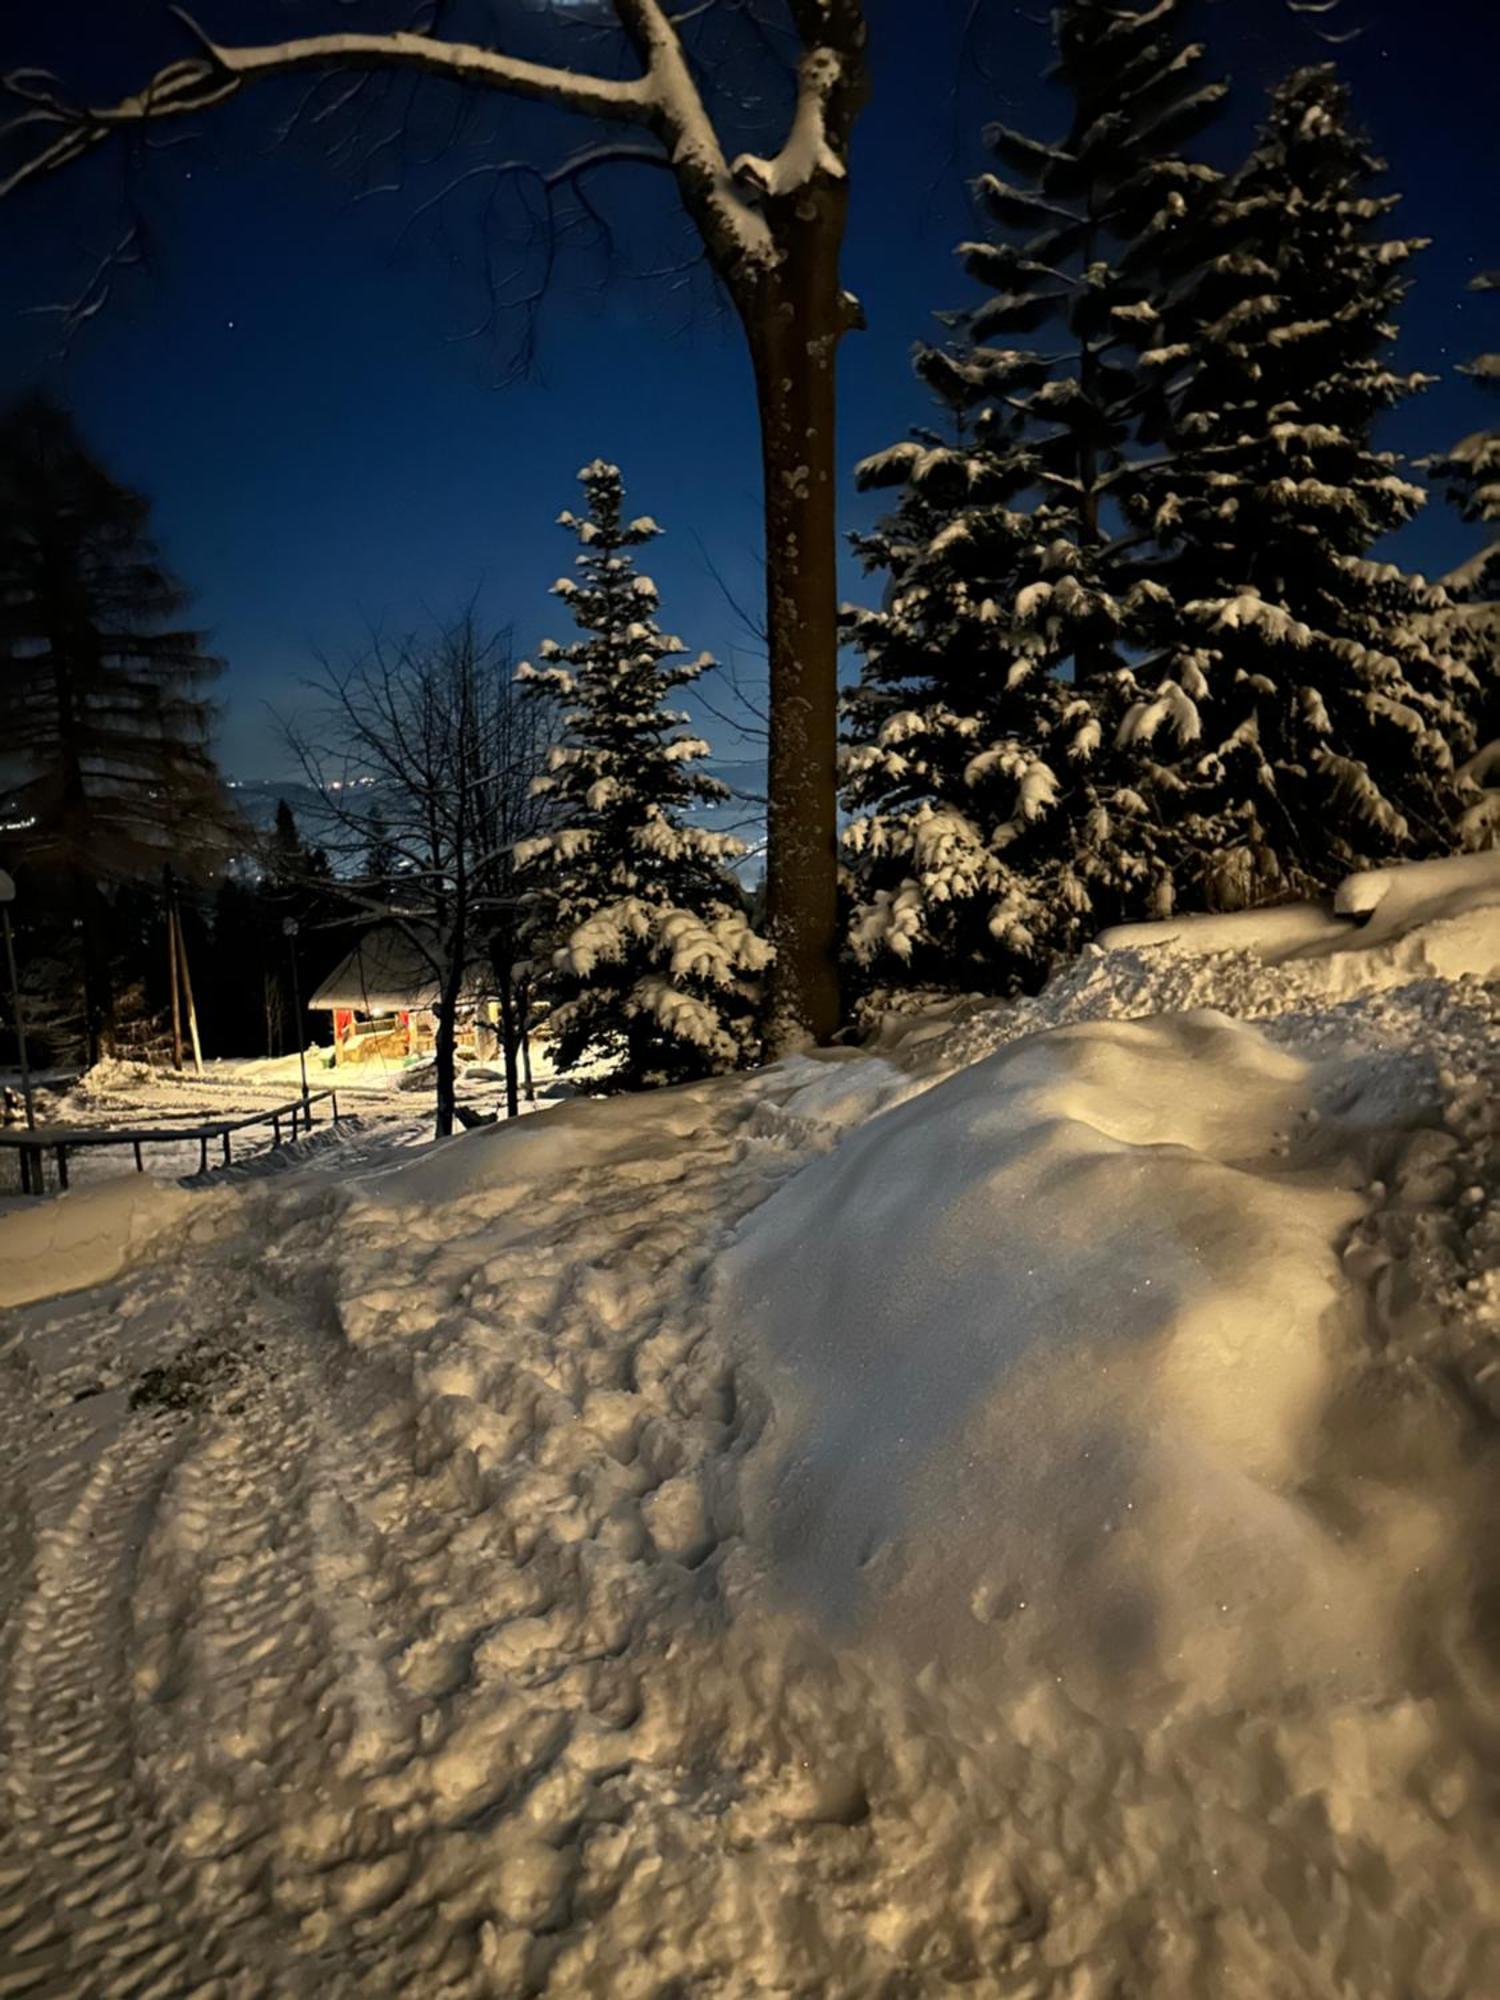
left=77, top=875, right=115, bottom=1067
left=433, top=862, right=472, bottom=1142
left=740, top=191, right=855, bottom=1054
left=491, top=939, right=521, bottom=1120
left=519, top=981, right=535, bottom=1103
left=433, top=998, right=458, bottom=1139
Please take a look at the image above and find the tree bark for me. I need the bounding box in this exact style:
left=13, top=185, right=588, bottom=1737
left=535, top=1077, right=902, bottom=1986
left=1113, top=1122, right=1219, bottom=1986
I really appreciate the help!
left=175, top=897, right=204, bottom=1075
left=740, top=189, right=854, bottom=1053
left=519, top=981, right=536, bottom=1103
left=433, top=998, right=458, bottom=1139
left=491, top=938, right=521, bottom=1121
left=434, top=928, right=465, bottom=1140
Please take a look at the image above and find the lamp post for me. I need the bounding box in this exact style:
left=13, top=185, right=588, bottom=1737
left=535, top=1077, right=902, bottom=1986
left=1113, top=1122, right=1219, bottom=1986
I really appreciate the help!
left=0, top=870, right=36, bottom=1133
left=283, top=917, right=312, bottom=1128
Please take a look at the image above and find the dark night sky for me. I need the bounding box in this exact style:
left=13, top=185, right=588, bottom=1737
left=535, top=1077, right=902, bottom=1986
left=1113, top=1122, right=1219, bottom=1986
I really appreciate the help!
left=2, top=0, right=1496, bottom=776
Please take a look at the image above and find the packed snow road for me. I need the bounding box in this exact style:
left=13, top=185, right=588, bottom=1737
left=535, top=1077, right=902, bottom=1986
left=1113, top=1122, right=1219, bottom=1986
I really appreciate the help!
left=1, top=867, right=1498, bottom=1997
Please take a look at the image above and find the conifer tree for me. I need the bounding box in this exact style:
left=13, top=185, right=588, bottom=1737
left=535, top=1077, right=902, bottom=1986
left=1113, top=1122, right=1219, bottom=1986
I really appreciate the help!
left=842, top=0, right=1224, bottom=990
left=0, top=392, right=228, bottom=1059
left=1426, top=267, right=1500, bottom=844
left=517, top=462, right=768, bottom=1089
left=1120, top=68, right=1475, bottom=903
left=1429, top=270, right=1500, bottom=602
left=270, top=798, right=305, bottom=883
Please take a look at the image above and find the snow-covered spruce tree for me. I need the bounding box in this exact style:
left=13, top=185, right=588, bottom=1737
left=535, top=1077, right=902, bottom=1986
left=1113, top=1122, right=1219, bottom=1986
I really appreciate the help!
left=841, top=0, right=1226, bottom=992
left=1426, top=267, right=1500, bottom=846
left=516, top=462, right=769, bottom=1089
left=1430, top=269, right=1500, bottom=602
left=1119, top=67, right=1476, bottom=904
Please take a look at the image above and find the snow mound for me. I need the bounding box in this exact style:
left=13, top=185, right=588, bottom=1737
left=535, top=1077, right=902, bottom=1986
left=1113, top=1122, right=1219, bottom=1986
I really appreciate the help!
left=1335, top=847, right=1500, bottom=922
left=1096, top=900, right=1355, bottom=961
left=742, top=1049, right=926, bottom=1146
left=343, top=1055, right=930, bottom=1225
left=724, top=1010, right=1473, bottom=1714
left=347, top=1075, right=736, bottom=1212
left=1097, top=850, right=1500, bottom=984
left=917, top=885, right=1499, bottom=1092
left=0, top=1176, right=200, bottom=1307
left=1333, top=849, right=1500, bottom=979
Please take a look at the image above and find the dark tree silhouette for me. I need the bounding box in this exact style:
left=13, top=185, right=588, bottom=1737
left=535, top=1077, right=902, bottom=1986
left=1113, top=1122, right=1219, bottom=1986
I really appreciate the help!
left=0, top=391, right=228, bottom=1060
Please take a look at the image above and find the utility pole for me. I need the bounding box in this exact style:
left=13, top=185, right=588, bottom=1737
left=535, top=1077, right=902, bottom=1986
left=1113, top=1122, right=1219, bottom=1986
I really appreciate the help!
left=164, top=867, right=183, bottom=1071
left=175, top=898, right=204, bottom=1076
left=283, top=917, right=311, bottom=1126
left=0, top=870, right=36, bottom=1131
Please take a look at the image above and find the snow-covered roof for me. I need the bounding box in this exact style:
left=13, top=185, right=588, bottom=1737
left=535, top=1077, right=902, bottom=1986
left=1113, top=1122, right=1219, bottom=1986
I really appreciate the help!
left=308, top=926, right=487, bottom=1014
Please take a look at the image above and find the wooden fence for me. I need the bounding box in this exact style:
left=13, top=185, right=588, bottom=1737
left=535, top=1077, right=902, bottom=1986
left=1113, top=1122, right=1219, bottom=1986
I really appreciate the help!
left=0, top=1090, right=340, bottom=1196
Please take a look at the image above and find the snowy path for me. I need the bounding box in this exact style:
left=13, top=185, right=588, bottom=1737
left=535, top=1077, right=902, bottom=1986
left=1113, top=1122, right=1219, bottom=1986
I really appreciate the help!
left=1, top=940, right=1498, bottom=1994
left=0, top=1076, right=825, bottom=1994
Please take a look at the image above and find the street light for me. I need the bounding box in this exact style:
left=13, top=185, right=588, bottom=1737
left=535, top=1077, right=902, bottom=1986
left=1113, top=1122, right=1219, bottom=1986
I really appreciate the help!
left=282, top=917, right=312, bottom=1127
left=0, top=869, right=37, bottom=1131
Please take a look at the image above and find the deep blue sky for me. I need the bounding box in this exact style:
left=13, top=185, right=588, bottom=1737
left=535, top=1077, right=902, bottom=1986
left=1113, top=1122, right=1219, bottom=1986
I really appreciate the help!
left=2, top=0, right=1495, bottom=776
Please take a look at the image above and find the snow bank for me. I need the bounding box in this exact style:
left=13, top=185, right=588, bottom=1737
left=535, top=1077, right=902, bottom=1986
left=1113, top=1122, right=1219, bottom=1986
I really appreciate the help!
left=1335, top=847, right=1500, bottom=922
left=1098, top=850, right=1500, bottom=983
left=347, top=1074, right=738, bottom=1212
left=916, top=865, right=1498, bottom=1092
left=1095, top=900, right=1355, bottom=960
left=743, top=1049, right=927, bottom=1146
left=1333, top=849, right=1500, bottom=978
left=343, top=1055, right=929, bottom=1222
left=0, top=1176, right=198, bottom=1307
left=724, top=1008, right=1481, bottom=1715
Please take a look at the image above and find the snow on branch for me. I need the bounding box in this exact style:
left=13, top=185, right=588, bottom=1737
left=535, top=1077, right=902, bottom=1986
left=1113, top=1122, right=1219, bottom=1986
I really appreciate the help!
left=730, top=45, right=844, bottom=199
left=1, top=18, right=657, bottom=201
left=0, top=4, right=791, bottom=268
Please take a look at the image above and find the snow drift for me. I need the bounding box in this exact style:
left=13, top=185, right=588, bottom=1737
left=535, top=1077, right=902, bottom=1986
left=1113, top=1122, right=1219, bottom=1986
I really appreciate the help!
left=0, top=1175, right=200, bottom=1308
left=1096, top=846, right=1500, bottom=983
left=725, top=1010, right=1446, bottom=1713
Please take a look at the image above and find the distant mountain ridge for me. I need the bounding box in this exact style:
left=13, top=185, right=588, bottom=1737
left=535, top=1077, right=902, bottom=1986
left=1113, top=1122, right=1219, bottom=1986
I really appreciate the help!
left=227, top=761, right=768, bottom=881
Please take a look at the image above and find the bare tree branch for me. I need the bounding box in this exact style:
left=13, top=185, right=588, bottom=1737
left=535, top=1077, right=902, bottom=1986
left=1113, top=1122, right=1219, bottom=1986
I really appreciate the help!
left=0, top=10, right=779, bottom=265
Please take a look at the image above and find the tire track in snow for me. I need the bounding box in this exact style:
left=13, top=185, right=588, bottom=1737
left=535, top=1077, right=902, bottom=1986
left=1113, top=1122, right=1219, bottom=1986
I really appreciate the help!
left=3, top=1083, right=845, bottom=1993
left=1, top=1407, right=240, bottom=2000
left=125, top=1315, right=441, bottom=1995
left=129, top=1367, right=352, bottom=1994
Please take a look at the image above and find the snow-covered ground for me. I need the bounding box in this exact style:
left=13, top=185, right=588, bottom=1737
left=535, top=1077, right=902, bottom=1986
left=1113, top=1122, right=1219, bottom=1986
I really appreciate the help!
left=1, top=856, right=1497, bottom=1996
left=0, top=1040, right=576, bottom=1200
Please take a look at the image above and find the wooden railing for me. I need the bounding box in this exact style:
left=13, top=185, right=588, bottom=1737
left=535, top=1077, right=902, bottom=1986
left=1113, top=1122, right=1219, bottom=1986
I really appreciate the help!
left=0, top=1090, right=341, bottom=1195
